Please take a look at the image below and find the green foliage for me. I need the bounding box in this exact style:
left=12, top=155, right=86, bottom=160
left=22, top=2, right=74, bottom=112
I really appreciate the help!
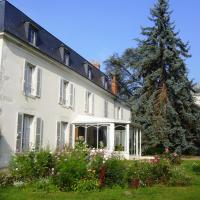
left=168, top=167, right=191, bottom=186
left=10, top=151, right=35, bottom=181
left=104, top=157, right=127, bottom=187
left=192, top=162, right=200, bottom=175
left=30, top=178, right=59, bottom=192
left=10, top=149, right=54, bottom=181
left=72, top=177, right=99, bottom=192
left=0, top=172, right=14, bottom=187
left=54, top=141, right=88, bottom=191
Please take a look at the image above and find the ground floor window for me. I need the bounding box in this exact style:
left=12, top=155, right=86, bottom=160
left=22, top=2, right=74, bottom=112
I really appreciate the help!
left=114, top=125, right=126, bottom=151
left=57, top=121, right=68, bottom=149
left=75, top=124, right=109, bottom=149
left=16, top=113, right=34, bottom=152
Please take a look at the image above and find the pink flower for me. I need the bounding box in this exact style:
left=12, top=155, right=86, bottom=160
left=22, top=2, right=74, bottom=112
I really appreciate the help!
left=173, top=152, right=177, bottom=157
left=165, top=147, right=169, bottom=153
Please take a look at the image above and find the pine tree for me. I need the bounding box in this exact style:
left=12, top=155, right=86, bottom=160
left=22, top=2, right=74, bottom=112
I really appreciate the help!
left=132, top=0, right=200, bottom=154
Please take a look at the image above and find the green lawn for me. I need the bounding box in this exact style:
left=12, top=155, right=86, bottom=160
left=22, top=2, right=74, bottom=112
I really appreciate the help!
left=1, top=160, right=200, bottom=200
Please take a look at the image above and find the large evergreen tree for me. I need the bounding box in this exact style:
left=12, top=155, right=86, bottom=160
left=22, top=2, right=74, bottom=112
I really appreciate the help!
left=105, top=0, right=200, bottom=154
left=132, top=0, right=200, bottom=154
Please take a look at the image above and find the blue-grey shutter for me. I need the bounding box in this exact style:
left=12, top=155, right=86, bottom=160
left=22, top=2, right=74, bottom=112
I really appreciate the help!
left=59, top=79, right=64, bottom=104
left=92, top=94, right=94, bottom=115
left=104, top=101, right=108, bottom=118
left=35, top=118, right=43, bottom=150
left=69, top=83, right=74, bottom=107
left=69, top=124, right=73, bottom=148
left=16, top=113, right=24, bottom=152
left=121, top=108, right=124, bottom=120
left=23, top=64, right=29, bottom=95
left=36, top=68, right=42, bottom=97
left=57, top=121, right=61, bottom=148
left=85, top=91, right=89, bottom=112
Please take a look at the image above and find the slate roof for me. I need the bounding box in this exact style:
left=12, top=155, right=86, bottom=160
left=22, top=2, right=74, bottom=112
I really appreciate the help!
left=0, top=0, right=113, bottom=94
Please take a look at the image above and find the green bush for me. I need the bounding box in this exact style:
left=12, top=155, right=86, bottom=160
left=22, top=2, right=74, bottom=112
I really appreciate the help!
left=151, top=159, right=171, bottom=183
left=10, top=151, right=35, bottom=181
left=168, top=167, right=191, bottom=186
left=192, top=162, right=200, bottom=174
left=10, top=149, right=54, bottom=181
left=72, top=177, right=99, bottom=192
left=54, top=142, right=88, bottom=191
left=31, top=178, right=59, bottom=192
left=34, top=150, right=55, bottom=178
left=0, top=172, right=14, bottom=187
left=104, top=157, right=127, bottom=187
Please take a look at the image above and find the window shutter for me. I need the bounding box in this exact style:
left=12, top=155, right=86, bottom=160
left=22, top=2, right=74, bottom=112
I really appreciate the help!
left=85, top=91, right=89, bottom=113
left=57, top=121, right=61, bottom=148
left=23, top=63, right=29, bottom=95
left=16, top=113, right=24, bottom=152
left=121, top=108, right=124, bottom=120
left=35, top=118, right=43, bottom=150
left=59, top=79, right=64, bottom=104
left=69, top=124, right=73, bottom=148
left=92, top=94, right=94, bottom=115
left=104, top=101, right=108, bottom=118
left=36, top=68, right=42, bottom=97
left=68, top=83, right=74, bottom=107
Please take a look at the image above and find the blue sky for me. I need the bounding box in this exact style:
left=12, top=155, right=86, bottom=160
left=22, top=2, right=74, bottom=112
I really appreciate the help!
left=9, top=0, right=200, bottom=83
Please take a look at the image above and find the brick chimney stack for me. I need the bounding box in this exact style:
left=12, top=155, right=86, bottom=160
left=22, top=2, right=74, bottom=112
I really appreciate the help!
left=91, top=61, right=100, bottom=70
left=111, top=74, right=119, bottom=95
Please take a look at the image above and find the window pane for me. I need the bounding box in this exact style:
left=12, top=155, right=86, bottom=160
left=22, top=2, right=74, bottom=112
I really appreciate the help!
left=114, top=125, right=125, bottom=151
left=75, top=127, right=85, bottom=142
left=98, top=126, right=107, bottom=148
left=87, top=126, right=97, bottom=148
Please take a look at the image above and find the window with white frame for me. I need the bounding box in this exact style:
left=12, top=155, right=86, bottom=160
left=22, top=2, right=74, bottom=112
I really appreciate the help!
left=23, top=62, right=42, bottom=98
left=16, top=113, right=43, bottom=152
left=104, top=100, right=108, bottom=118
left=28, top=25, right=38, bottom=46
left=85, top=91, right=94, bottom=114
left=102, top=76, right=108, bottom=89
left=59, top=79, right=75, bottom=108
left=57, top=121, right=68, bottom=149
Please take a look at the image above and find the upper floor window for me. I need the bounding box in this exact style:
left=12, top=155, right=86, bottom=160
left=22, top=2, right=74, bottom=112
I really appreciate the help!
left=59, top=79, right=75, bottom=108
left=28, top=25, right=38, bottom=46
left=85, top=91, right=94, bottom=114
left=23, top=62, right=42, bottom=98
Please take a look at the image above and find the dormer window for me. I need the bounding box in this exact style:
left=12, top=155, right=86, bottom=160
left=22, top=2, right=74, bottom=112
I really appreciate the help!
left=102, top=76, right=108, bottom=89
left=24, top=22, right=39, bottom=46
left=88, top=67, right=92, bottom=80
left=28, top=25, right=38, bottom=46
left=64, top=50, right=70, bottom=66
left=59, top=45, right=70, bottom=66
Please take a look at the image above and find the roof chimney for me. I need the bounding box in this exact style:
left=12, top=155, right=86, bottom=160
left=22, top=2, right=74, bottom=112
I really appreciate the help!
left=111, top=74, right=119, bottom=95
left=91, top=61, right=100, bottom=70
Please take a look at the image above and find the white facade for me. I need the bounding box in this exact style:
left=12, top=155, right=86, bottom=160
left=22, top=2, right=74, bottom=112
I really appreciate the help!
left=0, top=33, right=138, bottom=167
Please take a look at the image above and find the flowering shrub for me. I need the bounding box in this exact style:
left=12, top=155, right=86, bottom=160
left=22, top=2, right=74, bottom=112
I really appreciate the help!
left=53, top=141, right=89, bottom=191
left=168, top=167, right=191, bottom=186
left=104, top=156, right=127, bottom=187
left=10, top=149, right=54, bottom=181
left=162, top=147, right=181, bottom=165
left=0, top=172, right=14, bottom=187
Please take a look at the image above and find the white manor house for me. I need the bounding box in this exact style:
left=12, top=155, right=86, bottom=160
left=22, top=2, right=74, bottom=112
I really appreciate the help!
left=0, top=0, right=142, bottom=167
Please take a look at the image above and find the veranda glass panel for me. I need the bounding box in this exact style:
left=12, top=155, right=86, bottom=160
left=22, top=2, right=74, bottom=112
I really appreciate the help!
left=87, top=126, right=97, bottom=148
left=98, top=126, right=107, bottom=148
left=114, top=125, right=126, bottom=151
